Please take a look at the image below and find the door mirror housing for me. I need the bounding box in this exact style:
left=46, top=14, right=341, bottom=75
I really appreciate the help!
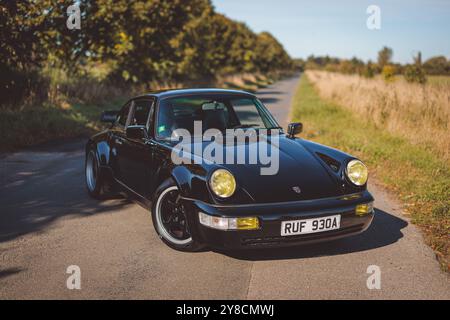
left=126, top=125, right=148, bottom=140
left=287, top=122, right=303, bottom=139
left=100, top=111, right=118, bottom=123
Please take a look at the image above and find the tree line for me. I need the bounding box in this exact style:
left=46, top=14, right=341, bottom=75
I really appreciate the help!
left=296, top=46, right=450, bottom=84
left=0, top=1, right=293, bottom=106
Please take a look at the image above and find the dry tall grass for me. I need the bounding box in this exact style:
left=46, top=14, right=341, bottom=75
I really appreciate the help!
left=306, top=70, right=450, bottom=162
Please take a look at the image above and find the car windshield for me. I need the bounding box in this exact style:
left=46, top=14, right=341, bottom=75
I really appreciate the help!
left=156, top=95, right=280, bottom=139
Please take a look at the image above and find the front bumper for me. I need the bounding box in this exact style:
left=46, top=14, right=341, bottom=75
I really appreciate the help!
left=187, top=190, right=374, bottom=249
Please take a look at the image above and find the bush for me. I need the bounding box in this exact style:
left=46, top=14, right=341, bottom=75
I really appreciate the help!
left=0, top=65, right=50, bottom=108
left=58, top=77, right=126, bottom=105
left=362, top=64, right=375, bottom=78
left=382, top=65, right=396, bottom=82
left=404, top=65, right=427, bottom=84
left=423, top=56, right=449, bottom=75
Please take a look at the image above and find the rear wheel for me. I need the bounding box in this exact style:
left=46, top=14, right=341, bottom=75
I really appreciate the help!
left=151, top=179, right=204, bottom=251
left=85, top=149, right=113, bottom=199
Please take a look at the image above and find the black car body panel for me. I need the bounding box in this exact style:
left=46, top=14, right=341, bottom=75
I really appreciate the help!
left=86, top=88, right=374, bottom=250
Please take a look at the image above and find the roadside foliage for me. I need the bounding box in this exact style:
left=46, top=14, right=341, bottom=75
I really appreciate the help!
left=0, top=0, right=292, bottom=105
left=0, top=0, right=293, bottom=150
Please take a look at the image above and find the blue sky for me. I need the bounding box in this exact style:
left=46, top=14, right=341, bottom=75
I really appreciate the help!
left=212, top=0, right=450, bottom=63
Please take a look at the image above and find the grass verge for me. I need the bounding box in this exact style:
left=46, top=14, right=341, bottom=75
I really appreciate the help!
left=0, top=98, right=125, bottom=153
left=292, top=75, right=450, bottom=271
left=0, top=73, right=278, bottom=153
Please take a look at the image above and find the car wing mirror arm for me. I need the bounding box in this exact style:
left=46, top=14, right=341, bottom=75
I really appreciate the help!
left=287, top=122, right=303, bottom=139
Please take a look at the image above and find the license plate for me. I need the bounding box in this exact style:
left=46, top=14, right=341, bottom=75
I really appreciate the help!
left=281, top=215, right=341, bottom=236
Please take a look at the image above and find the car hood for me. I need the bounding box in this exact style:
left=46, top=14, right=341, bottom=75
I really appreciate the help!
left=175, top=135, right=343, bottom=202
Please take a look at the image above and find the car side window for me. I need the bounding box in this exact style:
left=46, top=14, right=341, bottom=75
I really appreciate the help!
left=129, top=99, right=153, bottom=127
left=230, top=98, right=267, bottom=128
left=117, top=102, right=132, bottom=127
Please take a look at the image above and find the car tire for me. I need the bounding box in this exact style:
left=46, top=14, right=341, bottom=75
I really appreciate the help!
left=151, top=179, right=204, bottom=252
left=85, top=149, right=113, bottom=199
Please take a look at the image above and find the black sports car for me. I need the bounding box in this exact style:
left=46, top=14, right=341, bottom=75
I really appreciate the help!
left=85, top=89, right=374, bottom=251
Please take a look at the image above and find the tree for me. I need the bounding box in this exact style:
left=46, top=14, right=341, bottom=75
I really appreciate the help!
left=0, top=1, right=52, bottom=105
left=362, top=61, right=375, bottom=78
left=253, top=32, right=292, bottom=73
left=0, top=2, right=47, bottom=70
left=103, top=0, right=213, bottom=83
left=174, top=13, right=257, bottom=79
left=1, top=0, right=293, bottom=105
left=404, top=51, right=427, bottom=84
left=404, top=64, right=427, bottom=84
left=423, top=56, right=449, bottom=75
left=377, top=46, right=393, bottom=69
left=413, top=51, right=422, bottom=66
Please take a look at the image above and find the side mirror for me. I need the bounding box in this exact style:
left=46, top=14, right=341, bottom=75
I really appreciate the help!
left=126, top=125, right=148, bottom=140
left=101, top=111, right=118, bottom=123
left=287, top=122, right=303, bottom=139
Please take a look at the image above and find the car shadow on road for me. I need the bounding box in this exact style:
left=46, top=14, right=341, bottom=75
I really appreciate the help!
left=0, top=145, right=131, bottom=243
left=218, top=208, right=408, bottom=261
left=0, top=193, right=130, bottom=244
left=0, top=267, right=24, bottom=280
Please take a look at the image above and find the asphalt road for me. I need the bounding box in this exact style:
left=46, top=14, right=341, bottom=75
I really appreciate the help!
left=0, top=76, right=449, bottom=299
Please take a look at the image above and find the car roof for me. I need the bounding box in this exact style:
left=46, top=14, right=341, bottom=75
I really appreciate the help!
left=133, top=88, right=256, bottom=100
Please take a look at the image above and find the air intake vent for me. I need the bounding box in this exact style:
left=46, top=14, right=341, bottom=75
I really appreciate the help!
left=316, top=153, right=341, bottom=172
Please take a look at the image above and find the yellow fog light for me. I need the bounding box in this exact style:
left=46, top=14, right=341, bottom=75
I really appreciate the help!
left=236, top=217, right=259, bottom=230
left=209, top=169, right=236, bottom=198
left=355, top=202, right=374, bottom=216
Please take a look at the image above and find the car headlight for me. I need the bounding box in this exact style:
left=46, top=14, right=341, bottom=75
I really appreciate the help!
left=346, top=159, right=368, bottom=186
left=209, top=169, right=236, bottom=198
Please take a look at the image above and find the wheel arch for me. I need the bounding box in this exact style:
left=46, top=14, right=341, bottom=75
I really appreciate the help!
left=167, top=165, right=210, bottom=202
left=86, top=139, right=111, bottom=167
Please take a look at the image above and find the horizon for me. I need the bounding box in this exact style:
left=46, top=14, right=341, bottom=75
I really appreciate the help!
left=212, top=0, right=450, bottom=64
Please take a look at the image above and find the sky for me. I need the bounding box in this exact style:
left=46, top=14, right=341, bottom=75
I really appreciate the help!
left=212, top=0, right=450, bottom=63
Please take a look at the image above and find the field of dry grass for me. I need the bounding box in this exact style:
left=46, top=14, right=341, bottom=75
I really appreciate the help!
left=294, top=73, right=450, bottom=270
left=306, top=71, right=450, bottom=162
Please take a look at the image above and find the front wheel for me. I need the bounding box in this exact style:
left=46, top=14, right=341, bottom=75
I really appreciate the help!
left=151, top=179, right=204, bottom=251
